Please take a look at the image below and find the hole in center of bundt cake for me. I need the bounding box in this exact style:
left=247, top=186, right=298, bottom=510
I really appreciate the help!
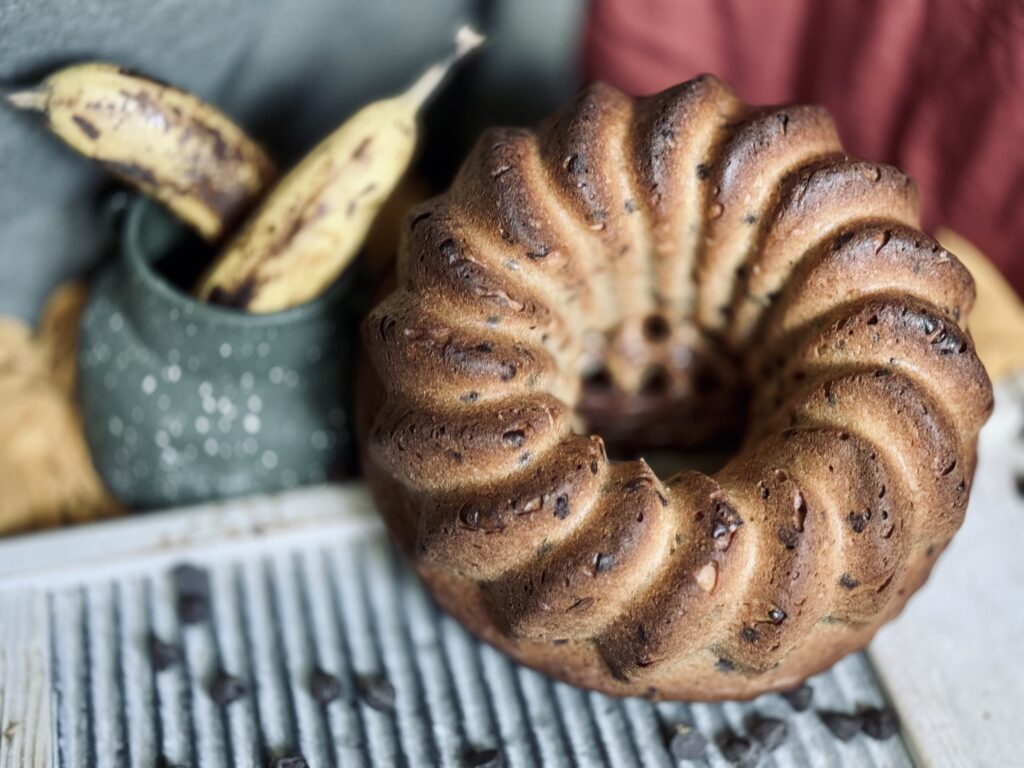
left=575, top=312, right=748, bottom=460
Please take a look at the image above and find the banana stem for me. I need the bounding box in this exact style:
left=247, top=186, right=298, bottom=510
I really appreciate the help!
left=400, top=24, right=485, bottom=112
left=6, top=88, right=50, bottom=112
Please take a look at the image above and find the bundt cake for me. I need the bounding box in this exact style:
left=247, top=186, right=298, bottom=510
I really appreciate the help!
left=356, top=75, right=993, bottom=701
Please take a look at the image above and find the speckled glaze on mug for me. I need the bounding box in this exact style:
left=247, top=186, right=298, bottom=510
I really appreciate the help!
left=79, top=198, right=355, bottom=509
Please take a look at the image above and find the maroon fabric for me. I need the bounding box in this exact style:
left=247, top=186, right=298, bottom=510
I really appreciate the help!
left=584, top=0, right=1024, bottom=295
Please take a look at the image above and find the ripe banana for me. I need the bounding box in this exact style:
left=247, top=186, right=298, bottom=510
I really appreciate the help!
left=7, top=63, right=275, bottom=241
left=195, top=25, right=485, bottom=313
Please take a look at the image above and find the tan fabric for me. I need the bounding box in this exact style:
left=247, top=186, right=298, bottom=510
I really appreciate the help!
left=0, top=282, right=119, bottom=535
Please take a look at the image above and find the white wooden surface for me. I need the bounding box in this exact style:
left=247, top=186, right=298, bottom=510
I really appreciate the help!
left=0, top=381, right=1020, bottom=767
left=0, top=590, right=51, bottom=768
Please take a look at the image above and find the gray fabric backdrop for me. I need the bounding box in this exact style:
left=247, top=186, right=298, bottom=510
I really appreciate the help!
left=0, top=0, right=584, bottom=322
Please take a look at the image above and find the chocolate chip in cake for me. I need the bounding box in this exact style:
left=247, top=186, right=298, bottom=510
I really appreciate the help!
left=839, top=573, right=860, bottom=590
left=464, top=747, right=503, bottom=767
left=210, top=672, right=246, bottom=706
left=271, top=756, right=309, bottom=768
left=780, top=683, right=813, bottom=712
left=861, top=707, right=900, bottom=740
left=148, top=634, right=183, bottom=672
left=309, top=667, right=344, bottom=704
left=360, top=676, right=396, bottom=712
left=768, top=607, right=787, bottom=625
left=749, top=717, right=788, bottom=751
left=554, top=495, right=570, bottom=520
left=715, top=657, right=735, bottom=672
left=593, top=552, right=616, bottom=573
left=667, top=723, right=707, bottom=760
left=720, top=735, right=761, bottom=767
left=819, top=711, right=863, bottom=741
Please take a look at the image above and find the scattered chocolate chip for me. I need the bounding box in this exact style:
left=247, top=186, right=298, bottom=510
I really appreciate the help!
left=861, top=707, right=899, bottom=740
left=740, top=626, right=760, bottom=643
left=172, top=563, right=210, bottom=624
left=768, top=608, right=787, bottom=625
left=172, top=564, right=209, bottom=597
left=594, top=553, right=616, bottom=573
left=668, top=723, right=707, bottom=760
left=271, top=756, right=308, bottom=768
left=148, top=634, right=183, bottom=672
left=360, top=676, right=396, bottom=712
left=780, top=683, right=813, bottom=712
left=177, top=594, right=209, bottom=624
left=819, top=711, right=863, bottom=741
left=695, top=163, right=711, bottom=181
left=750, top=717, right=788, bottom=751
left=464, top=747, right=503, bottom=767
left=720, top=735, right=761, bottom=767
left=210, top=672, right=246, bottom=706
left=715, top=657, right=735, bottom=672
left=310, top=668, right=343, bottom=704
left=839, top=573, right=860, bottom=590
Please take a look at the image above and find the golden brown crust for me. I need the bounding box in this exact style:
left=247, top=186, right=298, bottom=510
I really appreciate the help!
left=357, top=77, right=992, bottom=701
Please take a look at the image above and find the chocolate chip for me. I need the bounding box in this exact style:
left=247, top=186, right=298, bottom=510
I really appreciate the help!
left=710, top=500, right=743, bottom=539
left=565, top=154, right=586, bottom=174
left=177, top=594, right=209, bottom=624
left=501, top=429, right=525, bottom=448
left=695, top=163, right=711, bottom=181
left=780, top=683, right=813, bottom=711
left=554, top=495, right=570, bottom=519
left=819, top=711, right=863, bottom=741
left=594, top=553, right=616, bottom=573
left=778, top=527, right=799, bottom=549
left=172, top=563, right=209, bottom=597
left=172, top=563, right=210, bottom=624
left=464, top=747, right=503, bottom=767
left=715, top=657, right=735, bottom=672
left=720, top=735, right=761, bottom=767
left=848, top=511, right=869, bottom=533
left=750, top=717, right=788, bottom=751
left=768, top=608, right=787, bottom=625
left=271, top=756, right=309, bottom=768
left=839, top=573, right=860, bottom=590
left=740, top=626, right=760, bottom=643
left=148, top=634, right=183, bottom=672
left=210, top=672, right=246, bottom=706
left=310, top=668, right=343, bottom=703
left=360, top=676, right=396, bottom=712
left=861, top=707, right=899, bottom=740
left=667, top=723, right=707, bottom=760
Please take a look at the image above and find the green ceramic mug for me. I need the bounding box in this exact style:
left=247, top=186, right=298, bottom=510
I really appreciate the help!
left=79, top=198, right=356, bottom=509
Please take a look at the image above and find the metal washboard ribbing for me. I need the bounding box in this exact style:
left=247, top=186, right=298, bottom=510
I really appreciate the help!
left=44, top=525, right=914, bottom=767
